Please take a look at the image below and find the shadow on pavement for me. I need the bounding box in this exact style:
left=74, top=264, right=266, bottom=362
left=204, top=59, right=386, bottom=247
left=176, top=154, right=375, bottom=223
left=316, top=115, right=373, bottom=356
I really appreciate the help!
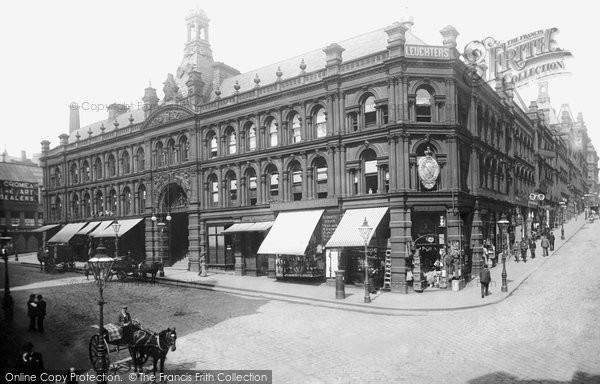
left=468, top=371, right=600, bottom=383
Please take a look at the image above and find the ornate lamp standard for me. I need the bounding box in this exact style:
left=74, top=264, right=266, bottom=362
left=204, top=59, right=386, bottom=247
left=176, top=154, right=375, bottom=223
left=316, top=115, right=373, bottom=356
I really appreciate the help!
left=151, top=212, right=171, bottom=277
left=497, top=214, right=509, bottom=293
left=88, top=244, right=114, bottom=384
left=112, top=221, right=120, bottom=258
left=358, top=217, right=373, bottom=303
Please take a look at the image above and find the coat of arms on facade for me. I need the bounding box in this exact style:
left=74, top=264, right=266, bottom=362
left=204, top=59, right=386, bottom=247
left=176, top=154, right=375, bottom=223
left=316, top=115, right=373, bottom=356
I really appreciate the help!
left=417, top=147, right=439, bottom=189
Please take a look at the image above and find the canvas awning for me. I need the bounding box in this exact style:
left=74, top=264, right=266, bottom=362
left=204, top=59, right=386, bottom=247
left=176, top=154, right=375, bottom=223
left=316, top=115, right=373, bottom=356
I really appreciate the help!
left=31, top=224, right=60, bottom=233
left=87, top=221, right=115, bottom=237
left=94, top=218, right=143, bottom=238
left=222, top=221, right=274, bottom=234
left=47, top=223, right=88, bottom=243
left=257, top=210, right=324, bottom=255
left=75, top=221, right=102, bottom=235
left=326, top=207, right=388, bottom=248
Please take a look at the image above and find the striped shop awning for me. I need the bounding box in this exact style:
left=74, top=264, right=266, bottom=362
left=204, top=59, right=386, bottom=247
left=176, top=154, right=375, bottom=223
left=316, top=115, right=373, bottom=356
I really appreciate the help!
left=326, top=207, right=388, bottom=248
left=87, top=221, right=115, bottom=237
left=257, top=210, right=324, bottom=255
left=94, top=218, right=144, bottom=238
left=47, top=223, right=88, bottom=244
left=31, top=224, right=61, bottom=233
left=75, top=221, right=102, bottom=235
left=222, top=221, right=274, bottom=234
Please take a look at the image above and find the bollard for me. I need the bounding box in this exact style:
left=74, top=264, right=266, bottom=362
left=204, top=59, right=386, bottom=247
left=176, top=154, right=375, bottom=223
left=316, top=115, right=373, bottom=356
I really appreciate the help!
left=335, top=270, right=345, bottom=299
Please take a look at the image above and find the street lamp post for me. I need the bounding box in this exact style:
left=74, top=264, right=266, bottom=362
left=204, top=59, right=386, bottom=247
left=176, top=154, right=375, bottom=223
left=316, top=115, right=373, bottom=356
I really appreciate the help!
left=358, top=217, right=373, bottom=304
left=151, top=212, right=171, bottom=277
left=497, top=214, right=509, bottom=293
left=1, top=239, right=11, bottom=298
left=88, top=244, right=114, bottom=384
left=112, top=221, right=120, bottom=258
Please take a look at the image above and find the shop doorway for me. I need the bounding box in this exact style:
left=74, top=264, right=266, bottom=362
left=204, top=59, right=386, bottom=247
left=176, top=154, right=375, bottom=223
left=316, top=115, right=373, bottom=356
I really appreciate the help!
left=169, top=212, right=189, bottom=265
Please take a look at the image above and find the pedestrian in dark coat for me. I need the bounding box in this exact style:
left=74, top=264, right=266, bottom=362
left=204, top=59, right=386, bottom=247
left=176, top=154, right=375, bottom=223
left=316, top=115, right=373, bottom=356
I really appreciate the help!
left=2, top=292, right=14, bottom=323
left=14, top=342, right=44, bottom=376
left=479, top=264, right=491, bottom=298
left=519, top=238, right=528, bottom=263
left=548, top=231, right=555, bottom=251
left=27, top=294, right=38, bottom=331
left=541, top=236, right=550, bottom=256
left=529, top=238, right=537, bottom=259
left=36, top=295, right=46, bottom=332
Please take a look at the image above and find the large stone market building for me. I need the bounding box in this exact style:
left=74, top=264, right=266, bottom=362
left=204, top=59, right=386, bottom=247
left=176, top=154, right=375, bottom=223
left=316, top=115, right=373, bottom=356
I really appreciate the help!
left=40, top=10, right=596, bottom=293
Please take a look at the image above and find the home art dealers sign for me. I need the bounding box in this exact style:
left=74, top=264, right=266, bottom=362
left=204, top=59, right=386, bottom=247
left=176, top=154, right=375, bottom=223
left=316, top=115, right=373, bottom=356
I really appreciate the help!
left=0, top=181, right=38, bottom=202
left=464, top=27, right=573, bottom=88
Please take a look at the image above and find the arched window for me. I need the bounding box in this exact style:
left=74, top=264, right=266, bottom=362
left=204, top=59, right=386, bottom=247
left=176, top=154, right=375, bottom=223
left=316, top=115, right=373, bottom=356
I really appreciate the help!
left=179, top=136, right=189, bottom=161
left=246, top=123, right=257, bottom=151
left=209, top=174, right=219, bottom=205
left=268, top=119, right=278, bottom=147
left=70, top=163, right=78, bottom=185
left=107, top=154, right=116, bottom=177
left=225, top=171, right=237, bottom=205
left=207, top=131, right=218, bottom=158
left=226, top=127, right=237, bottom=155
left=54, top=196, right=62, bottom=221
left=53, top=167, right=62, bottom=187
left=136, top=148, right=145, bottom=171
left=291, top=114, right=302, bottom=143
left=108, top=189, right=117, bottom=215
left=166, top=139, right=176, bottom=164
left=95, top=191, right=104, bottom=215
left=122, top=187, right=132, bottom=216
left=363, top=96, right=377, bottom=127
left=138, top=185, right=146, bottom=214
left=314, top=157, right=328, bottom=199
left=315, top=108, right=327, bottom=138
left=416, top=88, right=432, bottom=122
left=94, top=158, right=102, bottom=180
left=71, top=194, right=79, bottom=220
left=289, top=161, right=303, bottom=201
left=362, top=149, right=378, bottom=194
left=155, top=142, right=164, bottom=167
left=122, top=151, right=131, bottom=174
left=83, top=192, right=91, bottom=218
left=246, top=167, right=257, bottom=206
left=266, top=164, right=279, bottom=200
left=82, top=160, right=90, bottom=182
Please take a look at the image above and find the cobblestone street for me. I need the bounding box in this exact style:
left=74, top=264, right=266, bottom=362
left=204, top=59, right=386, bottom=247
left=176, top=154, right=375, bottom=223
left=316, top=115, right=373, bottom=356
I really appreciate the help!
left=165, top=223, right=600, bottom=383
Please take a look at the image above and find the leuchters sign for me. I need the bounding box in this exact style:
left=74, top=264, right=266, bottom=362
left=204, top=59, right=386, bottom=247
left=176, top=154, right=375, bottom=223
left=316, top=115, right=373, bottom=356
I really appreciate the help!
left=463, top=28, right=572, bottom=88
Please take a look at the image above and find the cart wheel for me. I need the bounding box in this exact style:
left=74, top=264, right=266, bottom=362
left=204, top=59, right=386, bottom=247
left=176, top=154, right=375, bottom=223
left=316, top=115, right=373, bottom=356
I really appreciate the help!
left=117, top=271, right=127, bottom=281
left=89, top=334, right=110, bottom=371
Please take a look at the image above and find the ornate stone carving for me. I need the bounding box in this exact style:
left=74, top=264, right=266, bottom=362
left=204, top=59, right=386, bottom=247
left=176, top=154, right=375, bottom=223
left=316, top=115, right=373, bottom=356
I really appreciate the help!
left=417, top=147, right=440, bottom=190
left=146, top=107, right=194, bottom=129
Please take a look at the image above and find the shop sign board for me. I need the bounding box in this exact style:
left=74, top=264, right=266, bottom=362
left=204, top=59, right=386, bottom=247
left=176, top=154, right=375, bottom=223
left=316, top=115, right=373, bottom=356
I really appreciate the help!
left=0, top=180, right=38, bottom=202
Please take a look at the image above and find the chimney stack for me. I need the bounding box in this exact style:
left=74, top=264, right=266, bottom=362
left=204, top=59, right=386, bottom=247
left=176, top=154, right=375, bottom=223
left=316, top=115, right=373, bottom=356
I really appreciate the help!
left=143, top=83, right=159, bottom=118
left=69, top=102, right=80, bottom=133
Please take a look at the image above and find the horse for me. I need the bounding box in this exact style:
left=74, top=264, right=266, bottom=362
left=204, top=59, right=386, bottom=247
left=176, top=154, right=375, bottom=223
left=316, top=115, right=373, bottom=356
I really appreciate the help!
left=128, top=327, right=177, bottom=376
left=138, top=261, right=162, bottom=282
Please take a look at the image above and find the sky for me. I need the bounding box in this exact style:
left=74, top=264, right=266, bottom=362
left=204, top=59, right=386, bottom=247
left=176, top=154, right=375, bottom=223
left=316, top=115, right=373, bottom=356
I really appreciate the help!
left=0, top=0, right=598, bottom=160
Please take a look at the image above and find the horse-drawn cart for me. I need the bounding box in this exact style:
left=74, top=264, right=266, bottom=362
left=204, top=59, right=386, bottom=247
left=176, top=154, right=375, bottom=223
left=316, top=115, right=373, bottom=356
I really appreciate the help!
left=110, top=257, right=141, bottom=281
left=89, top=322, right=177, bottom=375
left=89, top=322, right=148, bottom=371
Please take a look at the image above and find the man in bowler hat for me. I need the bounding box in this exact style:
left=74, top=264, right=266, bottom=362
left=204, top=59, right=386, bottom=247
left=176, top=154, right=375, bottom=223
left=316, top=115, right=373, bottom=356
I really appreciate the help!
left=479, top=264, right=491, bottom=298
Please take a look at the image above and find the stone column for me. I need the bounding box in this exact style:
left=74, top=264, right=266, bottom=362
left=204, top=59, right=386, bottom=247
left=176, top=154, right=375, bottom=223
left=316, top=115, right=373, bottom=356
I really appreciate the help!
left=389, top=205, right=411, bottom=293
left=471, top=204, right=484, bottom=277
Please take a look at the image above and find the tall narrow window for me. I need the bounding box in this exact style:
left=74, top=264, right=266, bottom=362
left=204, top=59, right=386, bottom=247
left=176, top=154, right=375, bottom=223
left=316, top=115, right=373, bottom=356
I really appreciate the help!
left=316, top=109, right=327, bottom=138
left=268, top=120, right=278, bottom=147
left=137, top=148, right=145, bottom=171
left=227, top=129, right=237, bottom=155
left=210, top=135, right=218, bottom=158
left=364, top=96, right=377, bottom=127
left=247, top=124, right=257, bottom=151
left=315, top=157, right=328, bottom=199
left=249, top=175, right=257, bottom=206
left=122, top=151, right=131, bottom=174
left=363, top=149, right=378, bottom=194
left=292, top=115, right=302, bottom=143
left=211, top=178, right=219, bottom=204
left=416, top=88, right=432, bottom=122
left=290, top=162, right=302, bottom=201
left=229, top=179, right=237, bottom=203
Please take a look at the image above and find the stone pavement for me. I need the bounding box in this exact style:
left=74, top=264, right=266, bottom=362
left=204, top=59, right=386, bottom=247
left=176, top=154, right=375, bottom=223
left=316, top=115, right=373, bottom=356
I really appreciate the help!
left=10, top=213, right=589, bottom=314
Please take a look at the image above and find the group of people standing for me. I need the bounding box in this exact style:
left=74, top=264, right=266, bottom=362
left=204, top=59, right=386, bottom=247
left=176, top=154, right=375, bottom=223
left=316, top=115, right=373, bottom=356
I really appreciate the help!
left=27, top=294, right=47, bottom=332
left=517, top=230, right=555, bottom=262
